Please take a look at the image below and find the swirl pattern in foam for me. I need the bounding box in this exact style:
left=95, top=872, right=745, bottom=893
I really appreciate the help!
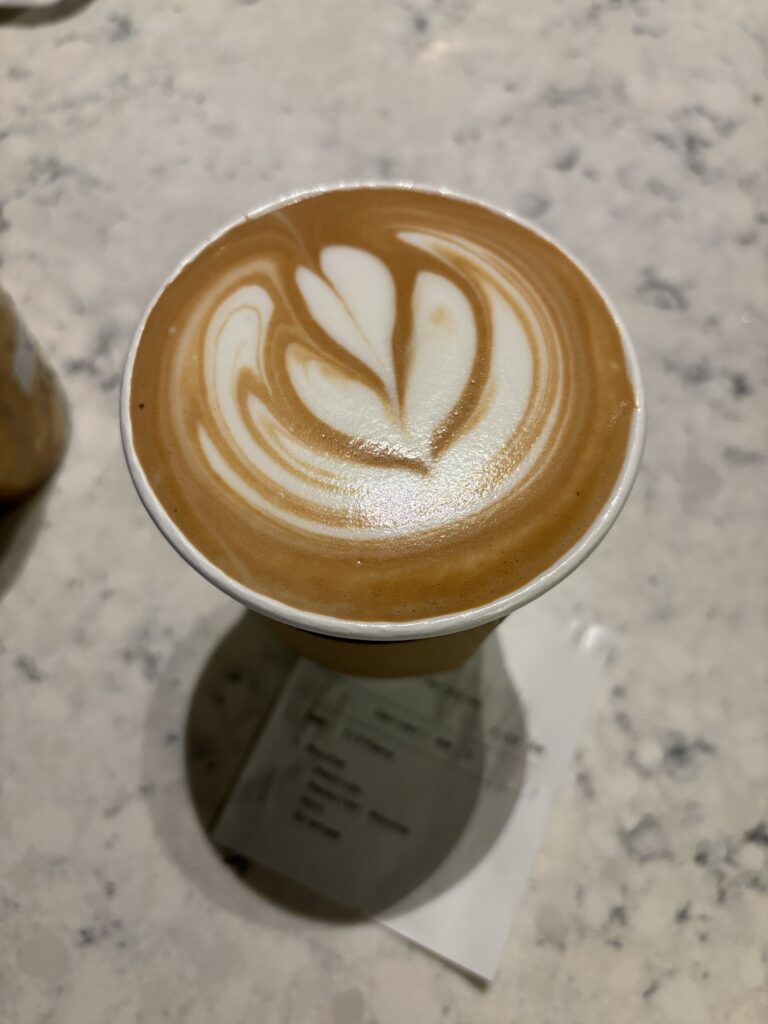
left=129, top=187, right=637, bottom=621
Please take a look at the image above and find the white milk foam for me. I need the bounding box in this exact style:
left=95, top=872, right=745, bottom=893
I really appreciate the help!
left=198, top=233, right=558, bottom=539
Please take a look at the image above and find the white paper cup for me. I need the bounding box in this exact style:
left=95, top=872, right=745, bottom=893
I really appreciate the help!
left=121, top=183, right=645, bottom=676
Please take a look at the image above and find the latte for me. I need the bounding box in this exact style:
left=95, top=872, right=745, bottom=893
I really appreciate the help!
left=127, top=187, right=638, bottom=622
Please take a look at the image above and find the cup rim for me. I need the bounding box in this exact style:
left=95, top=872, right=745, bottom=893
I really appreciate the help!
left=120, top=180, right=646, bottom=641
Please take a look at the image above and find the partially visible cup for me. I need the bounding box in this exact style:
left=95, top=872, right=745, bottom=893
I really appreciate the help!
left=0, top=286, right=67, bottom=503
left=120, top=183, right=645, bottom=676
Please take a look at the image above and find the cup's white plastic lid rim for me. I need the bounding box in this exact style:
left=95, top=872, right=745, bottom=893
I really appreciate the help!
left=120, top=181, right=646, bottom=642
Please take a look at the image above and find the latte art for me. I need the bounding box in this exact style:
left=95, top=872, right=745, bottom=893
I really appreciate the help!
left=197, top=234, right=557, bottom=539
left=129, top=187, right=637, bottom=621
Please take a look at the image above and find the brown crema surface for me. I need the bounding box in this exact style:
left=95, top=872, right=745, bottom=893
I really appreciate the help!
left=129, top=187, right=636, bottom=622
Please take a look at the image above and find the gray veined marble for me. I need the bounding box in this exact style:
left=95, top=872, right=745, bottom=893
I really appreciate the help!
left=1, top=1, right=766, bottom=1022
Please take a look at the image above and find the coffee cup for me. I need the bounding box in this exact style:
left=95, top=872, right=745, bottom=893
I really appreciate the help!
left=120, top=184, right=645, bottom=676
left=1, top=285, right=68, bottom=502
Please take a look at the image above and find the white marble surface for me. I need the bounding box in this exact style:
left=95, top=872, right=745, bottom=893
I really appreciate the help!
left=1, top=1, right=767, bottom=1021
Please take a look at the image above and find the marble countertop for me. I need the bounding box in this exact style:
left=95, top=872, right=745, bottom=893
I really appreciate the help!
left=2, top=1, right=766, bottom=1021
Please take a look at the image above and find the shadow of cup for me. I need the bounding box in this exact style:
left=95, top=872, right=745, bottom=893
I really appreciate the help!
left=0, top=0, right=97, bottom=27
left=0, top=489, right=50, bottom=601
left=142, top=611, right=527, bottom=922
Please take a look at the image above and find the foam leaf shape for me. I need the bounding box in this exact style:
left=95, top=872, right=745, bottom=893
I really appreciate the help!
left=403, top=271, right=476, bottom=461
left=295, top=246, right=397, bottom=398
left=285, top=343, right=418, bottom=460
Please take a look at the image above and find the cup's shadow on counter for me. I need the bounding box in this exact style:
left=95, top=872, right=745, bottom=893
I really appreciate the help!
left=0, top=0, right=97, bottom=27
left=143, top=611, right=528, bottom=925
left=0, top=489, right=50, bottom=601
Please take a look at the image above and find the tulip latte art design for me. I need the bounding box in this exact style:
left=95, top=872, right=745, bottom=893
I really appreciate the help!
left=129, top=188, right=637, bottom=621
